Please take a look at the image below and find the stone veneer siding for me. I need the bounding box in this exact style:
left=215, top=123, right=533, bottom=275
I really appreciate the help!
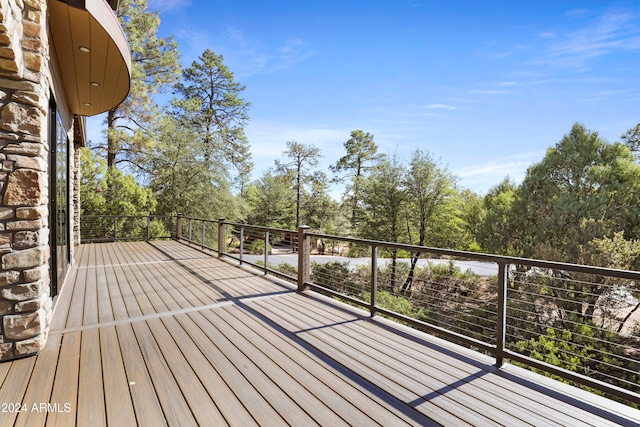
left=0, top=0, right=53, bottom=360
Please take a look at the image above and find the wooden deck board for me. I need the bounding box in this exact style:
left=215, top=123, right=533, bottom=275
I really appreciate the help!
left=215, top=299, right=420, bottom=427
left=199, top=305, right=420, bottom=426
left=264, top=293, right=558, bottom=426
left=285, top=292, right=622, bottom=427
left=129, top=320, right=198, bottom=427
left=45, top=332, right=80, bottom=427
left=159, top=314, right=261, bottom=427
left=77, top=329, right=105, bottom=427
left=114, top=323, right=167, bottom=427
left=192, top=309, right=353, bottom=427
left=100, top=327, right=137, bottom=427
left=144, top=317, right=228, bottom=426
left=1, top=240, right=639, bottom=427
left=13, top=333, right=62, bottom=427
left=0, top=357, right=35, bottom=427
left=250, top=294, right=477, bottom=426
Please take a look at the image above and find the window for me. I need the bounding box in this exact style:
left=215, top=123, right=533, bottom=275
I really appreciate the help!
left=49, top=99, right=70, bottom=296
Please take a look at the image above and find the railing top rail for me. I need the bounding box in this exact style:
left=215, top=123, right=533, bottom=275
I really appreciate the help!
left=223, top=221, right=297, bottom=234
left=307, top=231, right=640, bottom=281
left=178, top=216, right=218, bottom=222
left=82, top=214, right=173, bottom=219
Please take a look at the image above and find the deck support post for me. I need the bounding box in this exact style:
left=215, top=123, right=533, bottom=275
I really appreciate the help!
left=298, top=225, right=310, bottom=292
left=202, top=221, right=206, bottom=250
left=218, top=218, right=226, bottom=257
left=264, top=230, right=269, bottom=275
left=496, top=262, right=509, bottom=367
left=370, top=244, right=378, bottom=317
left=239, top=226, right=244, bottom=265
left=176, top=213, right=182, bottom=239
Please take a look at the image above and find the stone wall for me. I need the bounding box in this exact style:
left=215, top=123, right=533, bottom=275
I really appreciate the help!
left=0, top=0, right=52, bottom=360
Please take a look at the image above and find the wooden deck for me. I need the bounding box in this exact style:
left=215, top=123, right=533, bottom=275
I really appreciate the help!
left=1, top=240, right=639, bottom=426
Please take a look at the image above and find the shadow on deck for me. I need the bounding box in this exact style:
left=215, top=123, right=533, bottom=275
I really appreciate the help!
left=0, top=240, right=639, bottom=426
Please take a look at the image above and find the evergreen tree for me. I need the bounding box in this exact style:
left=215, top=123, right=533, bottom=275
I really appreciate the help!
left=172, top=49, right=253, bottom=188
left=245, top=170, right=296, bottom=228
left=275, top=141, right=322, bottom=228
left=360, top=154, right=408, bottom=291
left=104, top=0, right=181, bottom=170
left=331, top=130, right=382, bottom=231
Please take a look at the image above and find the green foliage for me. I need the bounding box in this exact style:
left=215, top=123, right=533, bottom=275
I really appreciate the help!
left=477, top=178, right=518, bottom=255
left=105, top=0, right=181, bottom=169
left=513, top=325, right=640, bottom=397
left=275, top=141, right=322, bottom=228
left=359, top=154, right=408, bottom=244
left=274, top=262, right=298, bottom=277
left=512, top=123, right=640, bottom=262
left=171, top=49, right=253, bottom=195
left=147, top=115, right=244, bottom=219
left=148, top=219, right=169, bottom=238
left=404, top=149, right=461, bottom=249
left=245, top=171, right=296, bottom=228
left=80, top=148, right=156, bottom=216
left=301, top=172, right=341, bottom=232
left=621, top=123, right=640, bottom=159
left=362, top=291, right=429, bottom=320
left=331, top=130, right=382, bottom=230
left=249, top=239, right=272, bottom=255
left=310, top=261, right=363, bottom=296
left=458, top=189, right=484, bottom=252
left=345, top=244, right=369, bottom=258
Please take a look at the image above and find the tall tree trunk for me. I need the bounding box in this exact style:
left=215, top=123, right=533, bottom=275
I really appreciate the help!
left=401, top=252, right=420, bottom=295
left=107, top=109, right=117, bottom=169
left=617, top=301, right=640, bottom=334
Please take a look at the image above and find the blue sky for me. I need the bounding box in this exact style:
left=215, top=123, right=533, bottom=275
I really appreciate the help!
left=102, top=0, right=640, bottom=195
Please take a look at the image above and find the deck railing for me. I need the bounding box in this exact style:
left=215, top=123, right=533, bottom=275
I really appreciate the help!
left=80, top=215, right=176, bottom=243
left=82, top=214, right=640, bottom=406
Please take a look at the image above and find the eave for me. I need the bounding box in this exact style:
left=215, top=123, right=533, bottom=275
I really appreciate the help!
left=48, top=0, right=131, bottom=117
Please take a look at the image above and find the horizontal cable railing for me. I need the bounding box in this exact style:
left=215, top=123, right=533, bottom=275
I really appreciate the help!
left=80, top=215, right=175, bottom=243
left=80, top=214, right=640, bottom=406
left=299, top=230, right=640, bottom=406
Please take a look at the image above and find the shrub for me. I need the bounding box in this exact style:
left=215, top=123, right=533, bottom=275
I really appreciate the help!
left=310, top=261, right=362, bottom=295
left=250, top=239, right=271, bottom=254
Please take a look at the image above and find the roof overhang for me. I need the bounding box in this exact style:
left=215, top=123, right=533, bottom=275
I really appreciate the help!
left=48, top=0, right=131, bottom=116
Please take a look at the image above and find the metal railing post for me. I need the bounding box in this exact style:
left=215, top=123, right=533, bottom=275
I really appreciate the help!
left=264, top=230, right=269, bottom=275
left=189, top=219, right=193, bottom=242
left=176, top=213, right=182, bottom=240
left=146, top=216, right=151, bottom=241
left=496, top=262, right=509, bottom=367
left=201, top=221, right=205, bottom=250
left=298, top=225, right=310, bottom=292
left=239, top=226, right=244, bottom=265
left=218, top=218, right=226, bottom=257
left=370, top=244, right=378, bottom=317
left=113, top=216, right=117, bottom=242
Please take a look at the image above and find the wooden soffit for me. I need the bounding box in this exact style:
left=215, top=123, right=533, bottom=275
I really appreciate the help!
left=48, top=0, right=131, bottom=116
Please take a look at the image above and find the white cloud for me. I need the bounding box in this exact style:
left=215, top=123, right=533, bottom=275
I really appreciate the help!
left=245, top=119, right=348, bottom=164
left=221, top=27, right=316, bottom=77
left=423, top=104, right=457, bottom=110
left=537, top=31, right=556, bottom=39
left=172, top=25, right=315, bottom=77
left=149, top=0, right=190, bottom=13
left=539, top=9, right=640, bottom=69
left=470, top=89, right=510, bottom=95
left=454, top=151, right=543, bottom=193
